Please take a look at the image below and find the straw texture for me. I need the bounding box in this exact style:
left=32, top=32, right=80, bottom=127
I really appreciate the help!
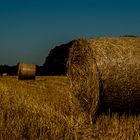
left=67, top=37, right=140, bottom=119
left=18, top=63, right=36, bottom=80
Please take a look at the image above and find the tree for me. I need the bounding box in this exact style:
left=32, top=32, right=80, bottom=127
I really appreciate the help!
left=43, top=40, right=74, bottom=75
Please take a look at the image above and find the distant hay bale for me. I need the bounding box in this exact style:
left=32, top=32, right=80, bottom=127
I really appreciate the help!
left=18, top=63, right=36, bottom=80
left=67, top=37, right=140, bottom=119
left=2, top=73, right=7, bottom=76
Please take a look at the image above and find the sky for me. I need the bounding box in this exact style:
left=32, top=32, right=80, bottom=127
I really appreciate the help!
left=0, top=0, right=140, bottom=65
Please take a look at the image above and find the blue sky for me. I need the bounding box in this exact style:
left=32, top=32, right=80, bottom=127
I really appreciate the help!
left=0, top=0, right=140, bottom=65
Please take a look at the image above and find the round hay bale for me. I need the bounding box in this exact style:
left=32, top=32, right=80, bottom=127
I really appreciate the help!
left=2, top=73, right=7, bottom=76
left=67, top=37, right=140, bottom=118
left=18, top=63, right=36, bottom=80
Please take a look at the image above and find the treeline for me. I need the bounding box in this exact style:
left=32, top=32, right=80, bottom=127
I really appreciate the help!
left=0, top=65, right=17, bottom=76
left=0, top=65, right=45, bottom=76
left=0, top=40, right=74, bottom=76
left=43, top=40, right=74, bottom=75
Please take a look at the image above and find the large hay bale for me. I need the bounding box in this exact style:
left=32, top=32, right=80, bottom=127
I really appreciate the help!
left=18, top=63, right=36, bottom=80
left=67, top=37, right=140, bottom=119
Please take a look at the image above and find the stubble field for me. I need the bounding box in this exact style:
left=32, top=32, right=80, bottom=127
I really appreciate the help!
left=0, top=76, right=140, bottom=140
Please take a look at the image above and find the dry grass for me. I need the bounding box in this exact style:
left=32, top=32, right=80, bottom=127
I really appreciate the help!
left=0, top=76, right=140, bottom=139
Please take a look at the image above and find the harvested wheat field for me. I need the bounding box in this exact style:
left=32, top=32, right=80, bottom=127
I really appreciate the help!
left=0, top=76, right=140, bottom=139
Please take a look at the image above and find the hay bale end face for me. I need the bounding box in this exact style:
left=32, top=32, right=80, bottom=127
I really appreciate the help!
left=67, top=37, right=140, bottom=118
left=18, top=63, right=36, bottom=80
